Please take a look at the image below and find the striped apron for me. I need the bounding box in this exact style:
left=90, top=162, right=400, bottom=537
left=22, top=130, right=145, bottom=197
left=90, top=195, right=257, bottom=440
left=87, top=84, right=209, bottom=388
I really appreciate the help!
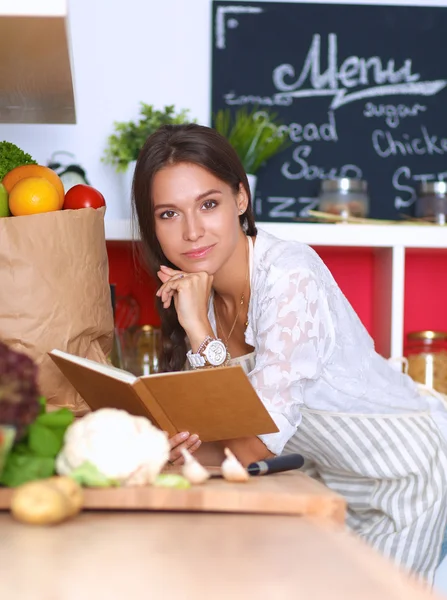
left=283, top=408, right=447, bottom=582
left=230, top=352, right=447, bottom=582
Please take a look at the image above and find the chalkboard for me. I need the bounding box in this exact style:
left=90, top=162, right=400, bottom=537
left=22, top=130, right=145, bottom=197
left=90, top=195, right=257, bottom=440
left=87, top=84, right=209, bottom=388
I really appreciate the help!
left=211, top=1, right=447, bottom=221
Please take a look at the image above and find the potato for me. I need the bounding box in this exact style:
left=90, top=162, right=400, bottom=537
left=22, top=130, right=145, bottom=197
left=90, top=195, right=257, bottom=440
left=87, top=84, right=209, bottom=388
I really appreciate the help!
left=46, top=476, right=83, bottom=517
left=11, top=481, right=71, bottom=525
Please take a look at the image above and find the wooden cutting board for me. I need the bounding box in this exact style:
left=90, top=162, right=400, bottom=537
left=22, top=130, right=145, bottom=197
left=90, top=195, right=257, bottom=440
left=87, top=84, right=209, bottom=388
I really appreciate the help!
left=0, top=472, right=346, bottom=524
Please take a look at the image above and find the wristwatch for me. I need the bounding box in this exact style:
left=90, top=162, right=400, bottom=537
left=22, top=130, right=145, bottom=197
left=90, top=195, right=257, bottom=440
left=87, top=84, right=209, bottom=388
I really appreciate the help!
left=187, top=336, right=229, bottom=369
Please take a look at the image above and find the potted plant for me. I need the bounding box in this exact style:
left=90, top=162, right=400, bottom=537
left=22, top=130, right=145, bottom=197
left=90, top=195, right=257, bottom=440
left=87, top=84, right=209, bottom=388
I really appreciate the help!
left=102, top=104, right=193, bottom=215
left=213, top=107, right=290, bottom=198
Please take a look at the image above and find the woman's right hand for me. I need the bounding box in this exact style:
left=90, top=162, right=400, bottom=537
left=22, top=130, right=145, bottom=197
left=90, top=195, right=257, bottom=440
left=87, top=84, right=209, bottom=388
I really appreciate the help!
left=168, top=431, right=202, bottom=465
left=156, top=266, right=215, bottom=351
left=156, top=267, right=212, bottom=326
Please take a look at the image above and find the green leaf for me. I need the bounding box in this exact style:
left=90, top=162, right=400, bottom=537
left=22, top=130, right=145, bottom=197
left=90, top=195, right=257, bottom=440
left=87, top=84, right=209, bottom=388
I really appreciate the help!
left=11, top=442, right=30, bottom=456
left=0, top=426, right=15, bottom=477
left=212, top=107, right=291, bottom=175
left=0, top=453, right=55, bottom=487
left=69, top=461, right=119, bottom=488
left=154, top=474, right=191, bottom=489
left=38, top=396, right=47, bottom=414
left=48, top=427, right=68, bottom=449
left=102, top=103, right=195, bottom=172
left=36, top=408, right=74, bottom=429
left=28, top=423, right=62, bottom=458
left=0, top=141, right=37, bottom=180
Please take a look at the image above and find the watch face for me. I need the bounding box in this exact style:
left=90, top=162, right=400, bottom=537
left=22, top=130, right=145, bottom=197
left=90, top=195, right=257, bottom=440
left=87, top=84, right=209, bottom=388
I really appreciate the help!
left=204, top=340, right=227, bottom=366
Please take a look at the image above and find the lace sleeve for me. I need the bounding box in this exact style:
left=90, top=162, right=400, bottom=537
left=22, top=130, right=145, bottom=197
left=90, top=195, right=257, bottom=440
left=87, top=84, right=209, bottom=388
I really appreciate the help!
left=250, top=267, right=335, bottom=455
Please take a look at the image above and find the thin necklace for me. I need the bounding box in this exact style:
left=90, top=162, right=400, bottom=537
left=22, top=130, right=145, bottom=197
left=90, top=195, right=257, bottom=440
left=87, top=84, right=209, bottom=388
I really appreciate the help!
left=214, top=237, right=250, bottom=345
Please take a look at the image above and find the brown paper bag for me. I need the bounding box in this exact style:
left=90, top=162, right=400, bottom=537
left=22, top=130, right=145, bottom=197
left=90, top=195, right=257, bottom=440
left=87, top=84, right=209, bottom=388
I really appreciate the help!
left=0, top=206, right=113, bottom=415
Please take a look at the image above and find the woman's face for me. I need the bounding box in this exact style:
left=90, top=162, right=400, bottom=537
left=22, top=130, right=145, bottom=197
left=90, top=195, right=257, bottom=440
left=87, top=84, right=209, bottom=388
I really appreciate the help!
left=152, top=162, right=247, bottom=274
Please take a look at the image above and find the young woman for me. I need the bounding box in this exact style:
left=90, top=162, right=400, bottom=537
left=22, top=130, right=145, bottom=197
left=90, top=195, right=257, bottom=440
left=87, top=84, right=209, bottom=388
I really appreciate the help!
left=132, top=123, right=447, bottom=583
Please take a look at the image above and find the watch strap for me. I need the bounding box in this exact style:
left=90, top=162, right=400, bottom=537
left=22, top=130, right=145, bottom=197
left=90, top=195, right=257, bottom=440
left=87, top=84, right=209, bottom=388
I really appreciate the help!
left=186, top=350, right=207, bottom=369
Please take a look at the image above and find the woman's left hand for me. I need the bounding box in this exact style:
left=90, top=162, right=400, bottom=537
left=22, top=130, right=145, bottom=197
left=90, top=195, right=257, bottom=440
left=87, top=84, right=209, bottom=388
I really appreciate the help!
left=156, top=265, right=213, bottom=341
left=168, top=431, right=202, bottom=465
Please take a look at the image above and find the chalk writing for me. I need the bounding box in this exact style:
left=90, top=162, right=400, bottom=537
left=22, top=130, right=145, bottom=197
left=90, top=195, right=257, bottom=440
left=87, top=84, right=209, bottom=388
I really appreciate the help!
left=215, top=6, right=263, bottom=50
left=393, top=166, right=447, bottom=208
left=281, top=145, right=362, bottom=181
left=278, top=112, right=338, bottom=143
left=224, top=92, right=293, bottom=107
left=363, top=102, right=426, bottom=128
left=272, top=34, right=447, bottom=109
left=373, top=126, right=447, bottom=158
left=265, top=196, right=319, bottom=219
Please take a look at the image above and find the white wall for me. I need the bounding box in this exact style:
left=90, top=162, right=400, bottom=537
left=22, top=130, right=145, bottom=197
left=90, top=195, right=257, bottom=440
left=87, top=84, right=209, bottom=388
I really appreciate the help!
left=1, top=0, right=447, bottom=219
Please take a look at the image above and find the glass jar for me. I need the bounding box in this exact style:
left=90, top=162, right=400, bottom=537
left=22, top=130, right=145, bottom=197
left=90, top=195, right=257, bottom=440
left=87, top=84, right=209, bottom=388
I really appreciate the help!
left=415, top=181, right=447, bottom=225
left=318, top=178, right=369, bottom=219
left=405, top=331, right=447, bottom=394
left=131, top=325, right=160, bottom=376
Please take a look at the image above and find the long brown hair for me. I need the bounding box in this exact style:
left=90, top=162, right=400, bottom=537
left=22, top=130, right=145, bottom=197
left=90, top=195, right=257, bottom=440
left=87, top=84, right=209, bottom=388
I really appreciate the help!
left=132, top=123, right=257, bottom=373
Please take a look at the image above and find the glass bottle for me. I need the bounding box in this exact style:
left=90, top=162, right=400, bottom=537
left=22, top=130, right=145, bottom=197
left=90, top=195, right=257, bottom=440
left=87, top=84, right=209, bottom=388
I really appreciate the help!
left=108, top=283, right=123, bottom=369
left=134, top=325, right=160, bottom=376
left=405, top=330, right=447, bottom=394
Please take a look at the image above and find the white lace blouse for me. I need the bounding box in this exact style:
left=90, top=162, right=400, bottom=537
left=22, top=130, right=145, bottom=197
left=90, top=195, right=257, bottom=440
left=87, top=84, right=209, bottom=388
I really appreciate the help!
left=207, top=228, right=447, bottom=456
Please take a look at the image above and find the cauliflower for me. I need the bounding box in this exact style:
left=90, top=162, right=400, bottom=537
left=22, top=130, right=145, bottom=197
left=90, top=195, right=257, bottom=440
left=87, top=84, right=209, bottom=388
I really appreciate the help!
left=56, top=409, right=170, bottom=486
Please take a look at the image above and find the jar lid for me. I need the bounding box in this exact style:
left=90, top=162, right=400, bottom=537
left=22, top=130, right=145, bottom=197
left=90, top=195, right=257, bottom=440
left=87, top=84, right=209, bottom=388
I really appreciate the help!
left=419, top=181, right=447, bottom=195
left=407, top=330, right=447, bottom=340
left=320, top=178, right=367, bottom=193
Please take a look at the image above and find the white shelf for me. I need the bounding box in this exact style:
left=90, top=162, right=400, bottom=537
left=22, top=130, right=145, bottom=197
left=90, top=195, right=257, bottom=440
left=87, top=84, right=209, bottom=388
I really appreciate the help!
left=0, top=0, right=76, bottom=124
left=259, top=223, right=447, bottom=249
left=105, top=219, right=447, bottom=249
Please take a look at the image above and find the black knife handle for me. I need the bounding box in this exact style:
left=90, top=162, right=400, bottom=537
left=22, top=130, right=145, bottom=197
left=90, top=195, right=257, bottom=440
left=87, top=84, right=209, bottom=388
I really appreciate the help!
left=247, top=453, right=305, bottom=476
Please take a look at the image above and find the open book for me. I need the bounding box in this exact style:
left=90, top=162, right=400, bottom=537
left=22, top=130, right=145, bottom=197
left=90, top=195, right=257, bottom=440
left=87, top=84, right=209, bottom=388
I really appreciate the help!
left=49, top=349, right=278, bottom=442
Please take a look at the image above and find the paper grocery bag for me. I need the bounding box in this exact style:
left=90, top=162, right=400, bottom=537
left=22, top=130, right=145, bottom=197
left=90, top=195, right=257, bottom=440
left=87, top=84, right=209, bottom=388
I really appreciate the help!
left=0, top=207, right=113, bottom=415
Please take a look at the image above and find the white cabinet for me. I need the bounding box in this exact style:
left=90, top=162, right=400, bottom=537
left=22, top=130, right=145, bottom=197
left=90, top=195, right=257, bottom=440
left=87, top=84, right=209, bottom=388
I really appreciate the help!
left=0, top=0, right=75, bottom=124
left=105, top=219, right=447, bottom=360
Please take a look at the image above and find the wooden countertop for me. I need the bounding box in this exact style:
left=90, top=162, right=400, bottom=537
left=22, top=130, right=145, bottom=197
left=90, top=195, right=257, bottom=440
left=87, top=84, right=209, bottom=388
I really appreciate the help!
left=1, top=511, right=443, bottom=600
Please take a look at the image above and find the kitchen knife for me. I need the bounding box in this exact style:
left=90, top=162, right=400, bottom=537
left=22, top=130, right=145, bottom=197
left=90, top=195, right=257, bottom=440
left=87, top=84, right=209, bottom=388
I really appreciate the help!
left=247, top=453, right=305, bottom=476
left=210, top=453, right=304, bottom=478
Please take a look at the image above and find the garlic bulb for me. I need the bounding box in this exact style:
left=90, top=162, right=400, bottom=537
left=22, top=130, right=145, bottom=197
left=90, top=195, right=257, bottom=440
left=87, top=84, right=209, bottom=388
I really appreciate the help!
left=221, top=448, right=249, bottom=482
left=181, top=448, right=210, bottom=484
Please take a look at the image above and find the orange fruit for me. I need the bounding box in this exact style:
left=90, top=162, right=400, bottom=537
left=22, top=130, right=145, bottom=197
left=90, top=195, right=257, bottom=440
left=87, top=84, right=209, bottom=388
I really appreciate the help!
left=3, top=165, right=65, bottom=208
left=8, top=177, right=60, bottom=216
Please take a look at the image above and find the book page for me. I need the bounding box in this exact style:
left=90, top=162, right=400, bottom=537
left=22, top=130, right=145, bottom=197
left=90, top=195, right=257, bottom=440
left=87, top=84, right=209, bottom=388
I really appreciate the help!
left=50, top=349, right=137, bottom=384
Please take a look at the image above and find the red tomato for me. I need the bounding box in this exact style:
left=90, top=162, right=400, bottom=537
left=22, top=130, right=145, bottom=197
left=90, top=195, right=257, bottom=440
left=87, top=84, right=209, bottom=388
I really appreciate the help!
left=63, top=184, right=106, bottom=210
